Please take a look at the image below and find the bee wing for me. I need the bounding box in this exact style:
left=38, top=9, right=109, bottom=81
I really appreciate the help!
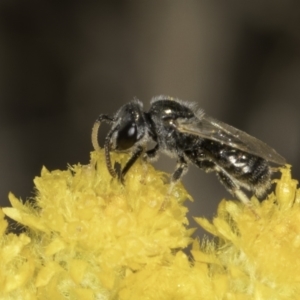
left=176, top=114, right=286, bottom=165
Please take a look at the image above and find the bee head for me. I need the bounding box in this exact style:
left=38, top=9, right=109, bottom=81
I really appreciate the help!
left=110, top=100, right=146, bottom=151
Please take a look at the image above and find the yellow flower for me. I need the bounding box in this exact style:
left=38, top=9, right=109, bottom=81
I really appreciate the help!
left=193, top=165, right=300, bottom=299
left=1, top=150, right=300, bottom=299
left=1, top=150, right=192, bottom=299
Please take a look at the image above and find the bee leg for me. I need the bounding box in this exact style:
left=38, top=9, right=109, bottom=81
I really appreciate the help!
left=216, top=170, right=248, bottom=203
left=171, top=157, right=189, bottom=183
left=195, top=154, right=255, bottom=207
left=118, top=145, right=144, bottom=183
left=139, top=144, right=160, bottom=183
left=144, top=144, right=160, bottom=162
left=161, top=156, right=188, bottom=210
left=216, top=170, right=259, bottom=218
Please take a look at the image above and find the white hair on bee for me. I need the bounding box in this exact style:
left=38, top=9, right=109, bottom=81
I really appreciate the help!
left=150, top=95, right=173, bottom=103
left=195, top=107, right=205, bottom=119
left=131, top=97, right=144, bottom=107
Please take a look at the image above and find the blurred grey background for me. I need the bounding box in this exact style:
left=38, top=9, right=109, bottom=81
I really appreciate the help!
left=0, top=1, right=299, bottom=235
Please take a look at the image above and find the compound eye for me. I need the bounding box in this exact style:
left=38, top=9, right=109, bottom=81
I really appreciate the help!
left=116, top=122, right=137, bottom=150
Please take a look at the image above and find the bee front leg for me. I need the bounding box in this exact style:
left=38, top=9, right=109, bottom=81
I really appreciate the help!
left=118, top=146, right=144, bottom=184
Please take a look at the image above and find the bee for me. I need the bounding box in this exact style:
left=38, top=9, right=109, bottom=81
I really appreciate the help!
left=91, top=96, right=286, bottom=205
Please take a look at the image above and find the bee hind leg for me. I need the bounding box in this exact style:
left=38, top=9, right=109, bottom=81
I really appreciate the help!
left=216, top=169, right=250, bottom=204
left=215, top=169, right=260, bottom=218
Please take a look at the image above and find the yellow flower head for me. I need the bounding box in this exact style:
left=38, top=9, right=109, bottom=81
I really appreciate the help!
left=194, top=165, right=300, bottom=299
left=1, top=150, right=193, bottom=299
left=1, top=150, right=300, bottom=299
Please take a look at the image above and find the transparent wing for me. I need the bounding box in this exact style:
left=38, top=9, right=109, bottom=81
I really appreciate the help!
left=176, top=114, right=286, bottom=165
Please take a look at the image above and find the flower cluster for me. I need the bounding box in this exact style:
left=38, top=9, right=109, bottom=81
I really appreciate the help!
left=1, top=150, right=300, bottom=299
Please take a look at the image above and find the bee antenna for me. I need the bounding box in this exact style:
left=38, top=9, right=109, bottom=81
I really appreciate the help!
left=104, top=130, right=117, bottom=178
left=92, top=114, right=115, bottom=151
left=92, top=120, right=101, bottom=150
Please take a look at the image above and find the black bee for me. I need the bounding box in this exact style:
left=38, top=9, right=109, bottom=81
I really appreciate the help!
left=92, top=96, right=286, bottom=205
